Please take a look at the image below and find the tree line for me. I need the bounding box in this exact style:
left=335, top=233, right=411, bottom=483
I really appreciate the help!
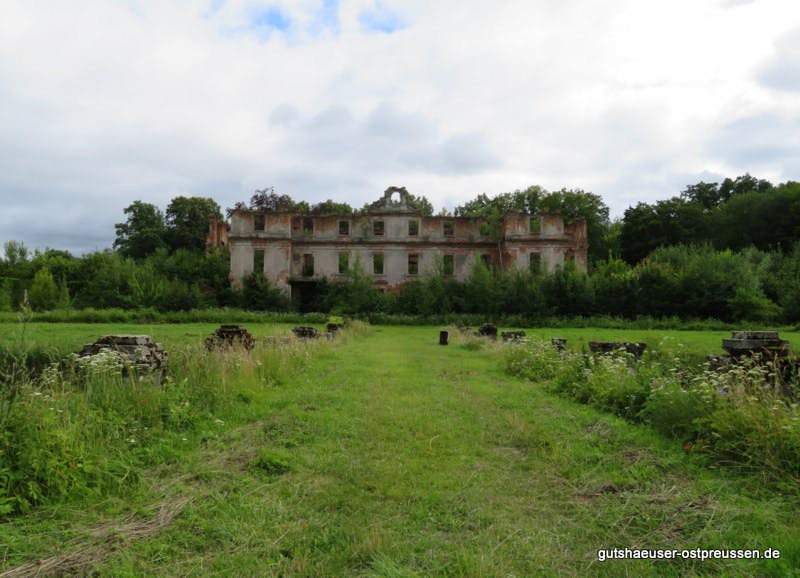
left=621, top=175, right=800, bottom=263
left=1, top=176, right=799, bottom=322
left=270, top=243, right=800, bottom=323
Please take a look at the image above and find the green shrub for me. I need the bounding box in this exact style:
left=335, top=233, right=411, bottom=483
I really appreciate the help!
left=504, top=338, right=562, bottom=382
left=541, top=261, right=594, bottom=317
left=28, top=267, right=65, bottom=312
left=728, top=287, right=781, bottom=322
left=584, top=354, right=661, bottom=421
left=506, top=339, right=800, bottom=477
left=239, top=272, right=291, bottom=311
left=0, top=281, right=12, bottom=312
left=549, top=353, right=592, bottom=402
left=693, top=360, right=800, bottom=476
left=640, top=376, right=714, bottom=439
left=157, top=279, right=205, bottom=311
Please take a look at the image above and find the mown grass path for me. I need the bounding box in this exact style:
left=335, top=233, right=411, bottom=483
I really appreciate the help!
left=6, top=326, right=799, bottom=576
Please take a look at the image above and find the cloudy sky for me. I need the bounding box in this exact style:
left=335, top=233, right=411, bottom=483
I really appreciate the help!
left=1, top=0, right=799, bottom=254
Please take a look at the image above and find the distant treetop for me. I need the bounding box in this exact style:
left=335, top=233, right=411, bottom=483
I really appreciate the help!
left=226, top=186, right=434, bottom=217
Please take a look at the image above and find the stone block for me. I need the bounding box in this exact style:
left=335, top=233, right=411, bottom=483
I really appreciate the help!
left=501, top=331, right=526, bottom=342
left=76, top=335, right=167, bottom=384
left=205, top=325, right=255, bottom=350
left=588, top=341, right=647, bottom=358
left=476, top=323, right=498, bottom=340
left=292, top=326, right=318, bottom=339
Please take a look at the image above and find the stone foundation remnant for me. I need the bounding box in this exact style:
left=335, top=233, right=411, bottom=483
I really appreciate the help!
left=588, top=341, right=647, bottom=358
left=439, top=330, right=449, bottom=345
left=77, top=335, right=168, bottom=383
left=722, top=331, right=790, bottom=359
left=551, top=337, right=567, bottom=352
left=501, top=331, right=526, bottom=342
left=205, top=325, right=255, bottom=350
left=327, top=323, right=344, bottom=334
left=292, top=326, right=318, bottom=339
left=707, top=331, right=792, bottom=370
left=476, top=323, right=498, bottom=340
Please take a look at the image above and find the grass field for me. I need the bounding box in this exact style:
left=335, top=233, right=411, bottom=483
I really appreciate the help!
left=0, top=322, right=312, bottom=351
left=3, top=322, right=800, bottom=354
left=1, top=324, right=799, bottom=576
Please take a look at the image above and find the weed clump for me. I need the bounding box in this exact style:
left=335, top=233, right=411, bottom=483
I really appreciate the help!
left=248, top=448, right=291, bottom=476
left=504, top=338, right=562, bottom=381
left=0, top=335, right=318, bottom=516
left=505, top=341, right=800, bottom=478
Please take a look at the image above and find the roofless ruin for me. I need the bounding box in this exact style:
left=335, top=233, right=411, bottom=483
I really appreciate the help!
left=208, top=187, right=587, bottom=304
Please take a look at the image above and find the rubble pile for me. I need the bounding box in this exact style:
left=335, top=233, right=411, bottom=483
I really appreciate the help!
left=205, top=325, right=256, bottom=350
left=292, top=326, right=319, bottom=339
left=588, top=341, right=647, bottom=359
left=76, top=335, right=168, bottom=382
left=476, top=323, right=498, bottom=340
left=501, top=331, right=526, bottom=342
left=326, top=323, right=344, bottom=334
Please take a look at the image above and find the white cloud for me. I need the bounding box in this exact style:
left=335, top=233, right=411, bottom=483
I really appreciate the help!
left=0, top=0, right=799, bottom=251
left=759, top=27, right=800, bottom=92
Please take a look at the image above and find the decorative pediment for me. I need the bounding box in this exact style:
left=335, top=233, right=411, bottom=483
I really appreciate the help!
left=368, top=186, right=420, bottom=214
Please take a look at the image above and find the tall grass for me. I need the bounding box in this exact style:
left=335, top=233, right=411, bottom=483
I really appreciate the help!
left=505, top=338, right=800, bottom=479
left=0, top=328, right=330, bottom=516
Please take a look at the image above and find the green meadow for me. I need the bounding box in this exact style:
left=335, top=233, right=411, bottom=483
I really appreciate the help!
left=5, top=321, right=800, bottom=354
left=1, top=324, right=798, bottom=576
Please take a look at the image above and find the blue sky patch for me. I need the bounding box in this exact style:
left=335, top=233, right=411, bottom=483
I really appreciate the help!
left=320, top=0, right=340, bottom=33
left=202, top=0, right=224, bottom=19
left=252, top=7, right=291, bottom=33
left=306, top=0, right=340, bottom=36
left=359, top=2, right=405, bottom=34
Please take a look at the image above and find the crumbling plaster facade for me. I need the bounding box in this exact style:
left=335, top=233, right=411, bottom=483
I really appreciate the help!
left=218, top=188, right=587, bottom=295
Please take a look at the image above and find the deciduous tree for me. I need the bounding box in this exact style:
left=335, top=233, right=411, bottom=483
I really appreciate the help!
left=165, top=196, right=222, bottom=252
left=114, top=201, right=167, bottom=259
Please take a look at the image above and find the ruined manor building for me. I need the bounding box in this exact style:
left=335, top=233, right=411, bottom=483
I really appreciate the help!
left=218, top=189, right=587, bottom=298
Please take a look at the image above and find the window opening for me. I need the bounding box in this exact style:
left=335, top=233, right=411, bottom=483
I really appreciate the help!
left=373, top=253, right=384, bottom=275
left=443, top=254, right=454, bottom=276
left=253, top=249, right=265, bottom=272
left=529, top=252, right=541, bottom=274
left=302, top=253, right=314, bottom=277
left=408, top=254, right=419, bottom=275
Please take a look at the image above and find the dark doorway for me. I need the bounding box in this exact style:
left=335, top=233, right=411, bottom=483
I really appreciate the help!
left=290, top=280, right=319, bottom=313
